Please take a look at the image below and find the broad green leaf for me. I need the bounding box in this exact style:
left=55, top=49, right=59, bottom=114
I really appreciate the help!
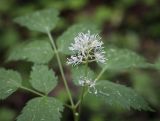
left=91, top=80, right=151, bottom=110
left=0, top=68, right=22, bottom=99
left=17, top=97, right=63, bottom=121
left=7, top=40, right=54, bottom=64
left=103, top=47, right=151, bottom=70
left=30, top=65, right=57, bottom=94
left=14, top=9, right=59, bottom=33
left=71, top=66, right=95, bottom=85
left=57, top=22, right=100, bottom=55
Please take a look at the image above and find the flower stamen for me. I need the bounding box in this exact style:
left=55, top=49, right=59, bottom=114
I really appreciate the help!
left=67, top=30, right=106, bottom=66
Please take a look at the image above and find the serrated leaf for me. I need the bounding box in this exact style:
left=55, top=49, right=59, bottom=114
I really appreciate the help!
left=71, top=66, right=95, bottom=85
left=7, top=40, right=54, bottom=64
left=14, top=9, right=59, bottom=33
left=17, top=97, right=63, bottom=121
left=103, top=47, right=151, bottom=70
left=0, top=68, right=22, bottom=99
left=57, top=22, right=100, bottom=55
left=91, top=80, right=151, bottom=110
left=29, top=65, right=57, bottom=94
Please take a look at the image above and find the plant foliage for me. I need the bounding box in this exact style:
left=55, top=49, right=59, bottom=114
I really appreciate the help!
left=17, top=97, right=63, bottom=121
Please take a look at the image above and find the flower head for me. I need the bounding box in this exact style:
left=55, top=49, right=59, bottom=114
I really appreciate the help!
left=67, top=30, right=106, bottom=66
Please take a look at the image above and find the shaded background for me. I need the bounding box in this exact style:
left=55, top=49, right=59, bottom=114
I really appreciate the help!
left=0, top=0, right=160, bottom=121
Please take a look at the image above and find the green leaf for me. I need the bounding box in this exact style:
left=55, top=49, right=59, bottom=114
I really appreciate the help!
left=7, top=40, right=54, bottom=64
left=154, top=57, right=160, bottom=70
left=91, top=80, right=151, bottom=110
left=17, top=97, right=63, bottom=121
left=103, top=47, right=151, bottom=70
left=30, top=65, right=57, bottom=94
left=14, top=9, right=59, bottom=33
left=131, top=71, right=159, bottom=105
left=57, top=22, right=100, bottom=55
left=0, top=107, right=16, bottom=121
left=0, top=68, right=22, bottom=99
left=71, top=66, right=95, bottom=85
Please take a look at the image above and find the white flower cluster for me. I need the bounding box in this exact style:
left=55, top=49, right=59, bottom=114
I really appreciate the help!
left=67, top=30, right=106, bottom=66
left=79, top=77, right=97, bottom=94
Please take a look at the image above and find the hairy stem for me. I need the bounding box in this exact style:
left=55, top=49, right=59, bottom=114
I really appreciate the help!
left=47, top=31, right=74, bottom=107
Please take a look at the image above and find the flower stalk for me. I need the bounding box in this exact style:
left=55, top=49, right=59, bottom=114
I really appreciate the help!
left=47, top=31, right=74, bottom=107
left=47, top=30, right=106, bottom=121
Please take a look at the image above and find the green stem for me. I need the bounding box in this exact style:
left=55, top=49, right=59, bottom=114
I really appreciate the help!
left=64, top=104, right=72, bottom=109
left=95, top=67, right=106, bottom=81
left=20, top=86, right=45, bottom=97
left=73, top=107, right=79, bottom=121
left=78, top=86, right=85, bottom=111
left=75, top=67, right=107, bottom=109
left=78, top=61, right=88, bottom=120
left=47, top=31, right=74, bottom=107
left=75, top=89, right=88, bottom=109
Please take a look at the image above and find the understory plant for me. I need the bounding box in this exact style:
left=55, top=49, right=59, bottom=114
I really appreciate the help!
left=0, top=8, right=157, bottom=121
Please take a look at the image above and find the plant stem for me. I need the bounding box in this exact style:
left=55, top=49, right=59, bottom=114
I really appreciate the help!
left=47, top=32, right=74, bottom=107
left=95, top=67, right=106, bottom=81
left=64, top=104, right=72, bottom=109
left=73, top=107, right=79, bottom=121
left=20, top=86, right=45, bottom=97
left=78, top=61, right=88, bottom=120
left=75, top=89, right=88, bottom=109
left=75, top=66, right=107, bottom=111
left=78, top=86, right=86, bottom=117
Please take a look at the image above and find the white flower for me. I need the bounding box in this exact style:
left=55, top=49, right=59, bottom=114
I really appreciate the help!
left=67, top=55, right=83, bottom=66
left=67, top=30, right=106, bottom=66
left=94, top=51, right=106, bottom=63
left=79, top=77, right=97, bottom=94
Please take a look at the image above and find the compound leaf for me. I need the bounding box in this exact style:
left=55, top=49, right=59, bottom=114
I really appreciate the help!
left=0, top=68, right=22, bottom=99
left=103, top=47, right=151, bottom=70
left=7, top=40, right=54, bottom=64
left=91, top=80, right=151, bottom=110
left=30, top=65, right=57, bottom=94
left=17, top=97, right=63, bottom=121
left=14, top=9, right=59, bottom=33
